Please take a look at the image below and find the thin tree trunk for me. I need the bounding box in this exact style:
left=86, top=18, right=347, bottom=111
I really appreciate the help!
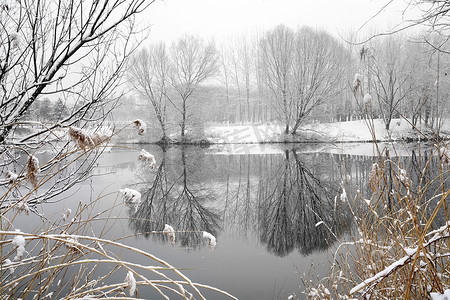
left=181, top=97, right=187, bottom=138
left=283, top=90, right=289, bottom=134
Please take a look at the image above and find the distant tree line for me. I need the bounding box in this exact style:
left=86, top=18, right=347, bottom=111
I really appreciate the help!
left=125, top=24, right=450, bottom=141
left=24, top=98, right=69, bottom=122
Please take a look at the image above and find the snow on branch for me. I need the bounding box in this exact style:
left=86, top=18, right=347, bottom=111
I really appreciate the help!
left=12, top=232, right=26, bottom=261
left=68, top=126, right=111, bottom=150
left=63, top=236, right=82, bottom=253
left=62, top=208, right=72, bottom=222
left=340, top=187, right=347, bottom=203
left=363, top=94, right=372, bottom=107
left=350, top=221, right=450, bottom=296
left=7, top=200, right=30, bottom=215
left=431, top=289, right=450, bottom=300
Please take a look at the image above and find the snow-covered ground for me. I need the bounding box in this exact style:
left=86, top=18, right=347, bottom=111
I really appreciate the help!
left=205, top=118, right=449, bottom=144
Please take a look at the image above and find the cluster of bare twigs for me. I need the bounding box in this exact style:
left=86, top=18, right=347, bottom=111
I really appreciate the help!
left=0, top=124, right=235, bottom=299
left=0, top=196, right=234, bottom=299
left=0, top=0, right=235, bottom=298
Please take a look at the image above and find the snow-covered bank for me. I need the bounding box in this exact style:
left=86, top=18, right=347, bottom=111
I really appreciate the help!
left=111, top=118, right=448, bottom=146
left=205, top=118, right=448, bottom=144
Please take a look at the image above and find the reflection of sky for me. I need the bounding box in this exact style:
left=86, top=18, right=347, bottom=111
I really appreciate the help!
left=102, top=146, right=340, bottom=298
left=14, top=146, right=341, bottom=299
left=121, top=226, right=331, bottom=300
left=8, top=141, right=445, bottom=298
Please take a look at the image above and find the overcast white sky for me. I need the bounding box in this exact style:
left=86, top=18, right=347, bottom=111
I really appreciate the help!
left=144, top=0, right=420, bottom=43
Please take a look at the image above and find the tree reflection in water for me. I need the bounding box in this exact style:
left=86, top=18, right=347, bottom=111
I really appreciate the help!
left=129, top=147, right=221, bottom=249
left=127, top=146, right=353, bottom=255
left=258, top=149, right=349, bottom=257
left=121, top=144, right=449, bottom=261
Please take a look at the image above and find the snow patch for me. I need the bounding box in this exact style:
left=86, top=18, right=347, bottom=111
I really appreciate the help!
left=430, top=289, right=450, bottom=300
left=12, top=233, right=26, bottom=261
left=315, top=221, right=324, bottom=227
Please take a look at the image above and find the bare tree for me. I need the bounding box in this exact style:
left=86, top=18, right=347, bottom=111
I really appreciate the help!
left=0, top=0, right=153, bottom=143
left=237, top=34, right=255, bottom=122
left=423, top=34, right=450, bottom=134
left=290, top=27, right=348, bottom=133
left=128, top=43, right=171, bottom=143
left=227, top=38, right=243, bottom=120
left=131, top=148, right=221, bottom=249
left=260, top=25, right=347, bottom=134
left=403, top=1, right=450, bottom=37
left=169, top=35, right=218, bottom=140
left=259, top=24, right=295, bottom=134
left=367, top=1, right=450, bottom=134
left=224, top=34, right=256, bottom=122
left=258, top=149, right=343, bottom=256
left=0, top=0, right=154, bottom=205
left=402, top=38, right=434, bottom=128
left=369, top=35, right=411, bottom=130
left=218, top=43, right=232, bottom=121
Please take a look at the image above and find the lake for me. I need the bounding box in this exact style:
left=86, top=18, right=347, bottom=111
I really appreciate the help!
left=6, top=141, right=445, bottom=299
left=83, top=143, right=374, bottom=299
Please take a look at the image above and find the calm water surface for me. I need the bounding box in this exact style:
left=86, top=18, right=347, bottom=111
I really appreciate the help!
left=90, top=143, right=358, bottom=299
left=21, top=142, right=444, bottom=299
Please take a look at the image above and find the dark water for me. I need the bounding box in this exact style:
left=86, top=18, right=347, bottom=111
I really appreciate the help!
left=7, top=142, right=447, bottom=299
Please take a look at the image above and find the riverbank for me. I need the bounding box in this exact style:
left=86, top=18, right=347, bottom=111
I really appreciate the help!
left=125, top=118, right=449, bottom=145
left=205, top=118, right=447, bottom=143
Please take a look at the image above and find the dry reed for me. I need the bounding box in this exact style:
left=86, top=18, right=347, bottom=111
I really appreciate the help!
left=0, top=124, right=236, bottom=300
left=303, top=119, right=449, bottom=298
